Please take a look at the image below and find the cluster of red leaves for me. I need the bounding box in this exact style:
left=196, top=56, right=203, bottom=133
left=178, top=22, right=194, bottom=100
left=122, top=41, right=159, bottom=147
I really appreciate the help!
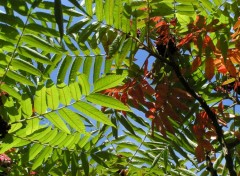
left=180, top=16, right=240, bottom=82
left=193, top=102, right=227, bottom=162
left=102, top=72, right=193, bottom=137
left=152, top=17, right=178, bottom=57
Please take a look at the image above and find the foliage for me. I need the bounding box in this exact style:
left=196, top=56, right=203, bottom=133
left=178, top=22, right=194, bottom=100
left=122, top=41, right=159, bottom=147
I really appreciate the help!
left=0, top=0, right=240, bottom=175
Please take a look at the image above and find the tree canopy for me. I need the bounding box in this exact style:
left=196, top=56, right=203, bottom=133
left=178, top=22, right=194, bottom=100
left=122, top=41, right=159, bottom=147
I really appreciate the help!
left=0, top=0, right=240, bottom=175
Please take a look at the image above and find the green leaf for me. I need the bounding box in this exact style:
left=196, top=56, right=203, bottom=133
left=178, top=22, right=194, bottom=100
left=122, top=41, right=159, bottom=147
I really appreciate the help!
left=93, top=56, right=103, bottom=82
left=85, top=0, right=93, bottom=16
left=69, top=82, right=81, bottom=100
left=177, top=168, right=196, bottom=176
left=78, top=74, right=90, bottom=95
left=0, top=84, right=21, bottom=100
left=116, top=113, right=135, bottom=135
left=32, top=146, right=53, bottom=170
left=66, top=18, right=90, bottom=34
left=86, top=93, right=131, bottom=111
left=73, top=101, right=115, bottom=127
left=48, top=131, right=67, bottom=146
left=108, top=34, right=122, bottom=58
left=0, top=136, right=23, bottom=153
left=26, top=118, right=40, bottom=135
left=113, top=0, right=122, bottom=29
left=81, top=151, right=89, bottom=175
left=54, top=0, right=64, bottom=40
left=57, top=55, right=73, bottom=84
left=57, top=83, right=71, bottom=105
left=29, top=143, right=44, bottom=161
left=26, top=127, right=51, bottom=141
left=83, top=57, right=93, bottom=79
left=34, top=84, right=47, bottom=114
left=58, top=108, right=85, bottom=133
left=8, top=123, right=22, bottom=133
left=6, top=70, right=35, bottom=86
left=38, top=129, right=58, bottom=143
left=95, top=0, right=103, bottom=21
left=44, top=54, right=62, bottom=77
left=45, top=112, right=70, bottom=134
left=11, top=58, right=42, bottom=76
left=18, top=46, right=52, bottom=64
left=117, top=38, right=132, bottom=67
left=3, top=96, right=21, bottom=122
left=151, top=153, right=161, bottom=168
left=69, top=57, right=83, bottom=83
left=93, top=74, right=126, bottom=92
left=25, top=23, right=59, bottom=37
left=104, top=0, right=114, bottom=25
left=21, top=34, right=60, bottom=54
left=46, top=80, right=60, bottom=110
left=91, top=153, right=109, bottom=168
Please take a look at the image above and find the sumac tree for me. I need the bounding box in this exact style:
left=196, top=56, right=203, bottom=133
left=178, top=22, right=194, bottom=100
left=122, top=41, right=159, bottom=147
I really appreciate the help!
left=0, top=0, right=239, bottom=175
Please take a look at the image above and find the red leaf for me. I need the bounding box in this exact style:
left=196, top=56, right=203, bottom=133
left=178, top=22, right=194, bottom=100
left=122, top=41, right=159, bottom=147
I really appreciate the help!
left=202, top=140, right=214, bottom=152
left=168, top=96, right=189, bottom=111
left=226, top=59, right=237, bottom=77
left=205, top=58, right=215, bottom=80
left=203, top=35, right=215, bottom=51
left=214, top=58, right=228, bottom=74
left=152, top=117, right=166, bottom=136
left=172, top=88, right=193, bottom=100
left=155, top=20, right=168, bottom=28
left=177, top=33, right=193, bottom=48
left=195, top=145, right=205, bottom=163
left=141, top=79, right=155, bottom=95
left=218, top=100, right=224, bottom=113
left=217, top=65, right=228, bottom=74
left=143, top=58, right=149, bottom=76
left=170, top=18, right=177, bottom=26
left=164, top=103, right=181, bottom=122
left=191, top=56, right=202, bottom=72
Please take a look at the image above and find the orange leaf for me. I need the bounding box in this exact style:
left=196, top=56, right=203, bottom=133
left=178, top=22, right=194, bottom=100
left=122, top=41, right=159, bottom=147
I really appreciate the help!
left=191, top=56, right=202, bottom=72
left=233, top=18, right=240, bottom=30
left=195, top=145, right=205, bottom=163
left=177, top=33, right=193, bottom=48
left=205, top=58, right=215, bottom=80
left=226, top=59, right=237, bottom=77
left=217, top=65, right=228, bottom=74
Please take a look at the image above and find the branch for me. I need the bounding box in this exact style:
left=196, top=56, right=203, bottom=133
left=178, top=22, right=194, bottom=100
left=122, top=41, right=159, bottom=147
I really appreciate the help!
left=142, top=42, right=237, bottom=175
left=168, top=57, right=237, bottom=176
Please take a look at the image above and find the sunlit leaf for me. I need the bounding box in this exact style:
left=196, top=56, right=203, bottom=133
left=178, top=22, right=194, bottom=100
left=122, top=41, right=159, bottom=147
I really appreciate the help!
left=73, top=101, right=115, bottom=127
left=86, top=93, right=131, bottom=111
left=93, top=74, right=126, bottom=92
